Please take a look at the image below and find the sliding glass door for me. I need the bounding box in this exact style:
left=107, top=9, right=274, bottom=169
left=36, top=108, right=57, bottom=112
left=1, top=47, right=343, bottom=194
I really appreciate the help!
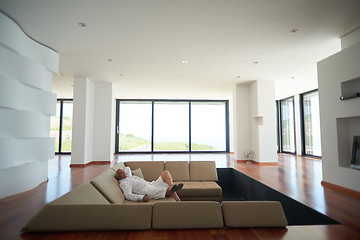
left=280, top=97, right=296, bottom=153
left=115, top=100, right=229, bottom=153
left=50, top=99, right=73, bottom=153
left=153, top=102, right=189, bottom=151
left=301, top=90, right=322, bottom=157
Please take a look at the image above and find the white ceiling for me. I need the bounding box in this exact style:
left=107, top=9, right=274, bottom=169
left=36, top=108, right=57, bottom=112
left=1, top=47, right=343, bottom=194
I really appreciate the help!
left=1, top=0, right=360, bottom=99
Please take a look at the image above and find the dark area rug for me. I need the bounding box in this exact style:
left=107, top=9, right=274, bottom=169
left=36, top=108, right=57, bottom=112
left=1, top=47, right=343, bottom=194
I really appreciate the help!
left=217, top=168, right=339, bottom=226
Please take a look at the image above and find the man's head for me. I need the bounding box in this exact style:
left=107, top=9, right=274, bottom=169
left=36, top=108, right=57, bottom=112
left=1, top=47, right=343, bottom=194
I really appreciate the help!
left=115, top=169, right=127, bottom=180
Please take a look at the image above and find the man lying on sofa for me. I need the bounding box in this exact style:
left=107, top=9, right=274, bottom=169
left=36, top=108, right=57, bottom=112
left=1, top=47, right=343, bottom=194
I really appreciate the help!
left=115, top=167, right=184, bottom=202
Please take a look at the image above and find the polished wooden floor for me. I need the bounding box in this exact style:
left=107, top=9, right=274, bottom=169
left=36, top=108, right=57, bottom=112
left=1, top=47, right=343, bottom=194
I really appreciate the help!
left=0, top=153, right=359, bottom=240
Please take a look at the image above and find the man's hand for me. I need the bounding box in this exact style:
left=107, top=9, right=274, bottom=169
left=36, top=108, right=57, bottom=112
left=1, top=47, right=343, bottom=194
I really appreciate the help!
left=142, top=195, right=149, bottom=202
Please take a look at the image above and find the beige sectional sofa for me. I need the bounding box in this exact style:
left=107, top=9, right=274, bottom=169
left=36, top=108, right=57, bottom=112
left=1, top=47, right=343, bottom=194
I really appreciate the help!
left=22, top=160, right=288, bottom=232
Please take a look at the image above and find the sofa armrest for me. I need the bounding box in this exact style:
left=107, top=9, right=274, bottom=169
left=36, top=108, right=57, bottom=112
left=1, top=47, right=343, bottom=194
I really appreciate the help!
left=221, top=201, right=288, bottom=227
left=22, top=203, right=153, bottom=232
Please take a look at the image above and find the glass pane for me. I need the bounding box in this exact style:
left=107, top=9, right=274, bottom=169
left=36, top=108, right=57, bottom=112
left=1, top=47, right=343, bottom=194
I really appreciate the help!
left=61, top=101, right=73, bottom=152
left=303, top=91, right=322, bottom=156
left=50, top=102, right=60, bottom=152
left=154, top=102, right=189, bottom=151
left=119, top=101, right=152, bottom=152
left=191, top=102, right=226, bottom=151
left=281, top=98, right=295, bottom=153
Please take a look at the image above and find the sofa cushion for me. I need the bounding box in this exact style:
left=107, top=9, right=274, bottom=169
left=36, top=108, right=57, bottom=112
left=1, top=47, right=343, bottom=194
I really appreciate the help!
left=165, top=161, right=189, bottom=181
left=125, top=161, right=164, bottom=181
left=221, top=201, right=288, bottom=227
left=175, top=181, right=222, bottom=198
left=123, top=197, right=175, bottom=204
left=152, top=201, right=223, bottom=229
left=131, top=168, right=144, bottom=179
left=90, top=169, right=125, bottom=204
left=50, top=183, right=110, bottom=204
left=22, top=204, right=153, bottom=232
left=189, top=161, right=218, bottom=181
left=111, top=162, right=126, bottom=172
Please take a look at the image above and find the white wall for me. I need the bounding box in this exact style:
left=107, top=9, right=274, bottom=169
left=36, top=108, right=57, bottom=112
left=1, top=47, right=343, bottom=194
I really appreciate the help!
left=233, top=80, right=277, bottom=163
left=341, top=27, right=360, bottom=50
left=0, top=12, right=58, bottom=199
left=318, top=40, right=360, bottom=192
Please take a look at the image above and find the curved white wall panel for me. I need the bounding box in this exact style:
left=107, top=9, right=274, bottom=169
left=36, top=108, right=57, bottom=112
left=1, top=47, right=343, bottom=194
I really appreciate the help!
left=0, top=46, right=52, bottom=91
left=0, top=108, right=50, bottom=138
left=0, top=137, right=54, bottom=170
left=0, top=12, right=59, bottom=73
left=0, top=74, right=56, bottom=115
left=0, top=160, right=48, bottom=199
left=0, top=13, right=58, bottom=199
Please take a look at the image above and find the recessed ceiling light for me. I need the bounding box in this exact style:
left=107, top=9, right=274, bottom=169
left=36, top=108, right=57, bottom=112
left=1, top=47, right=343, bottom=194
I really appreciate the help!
left=290, top=28, right=299, bottom=34
left=78, top=23, right=87, bottom=27
left=182, top=60, right=189, bottom=64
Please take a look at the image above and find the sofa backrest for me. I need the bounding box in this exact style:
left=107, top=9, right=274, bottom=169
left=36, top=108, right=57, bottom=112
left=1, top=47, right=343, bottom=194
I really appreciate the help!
left=189, top=161, right=218, bottom=181
left=165, top=161, right=190, bottom=181
left=124, top=161, right=164, bottom=181
left=90, top=168, right=125, bottom=204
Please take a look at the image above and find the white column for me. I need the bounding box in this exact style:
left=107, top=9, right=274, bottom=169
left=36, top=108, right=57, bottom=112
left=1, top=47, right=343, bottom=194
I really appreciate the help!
left=256, top=80, right=278, bottom=163
left=233, top=83, right=252, bottom=160
left=71, top=79, right=114, bottom=165
left=92, top=82, right=114, bottom=162
left=71, top=77, right=94, bottom=165
left=0, top=12, right=59, bottom=199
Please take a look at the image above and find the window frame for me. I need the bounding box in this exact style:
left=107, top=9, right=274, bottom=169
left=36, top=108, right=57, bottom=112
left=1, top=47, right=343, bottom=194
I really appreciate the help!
left=300, top=89, right=322, bottom=158
left=115, top=99, right=230, bottom=154
left=53, top=98, right=73, bottom=154
left=279, top=96, right=296, bottom=154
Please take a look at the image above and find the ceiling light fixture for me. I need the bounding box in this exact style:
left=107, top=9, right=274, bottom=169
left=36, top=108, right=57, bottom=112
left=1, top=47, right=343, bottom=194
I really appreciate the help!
left=290, top=28, right=299, bottom=34
left=78, top=23, right=87, bottom=27
left=182, top=60, right=189, bottom=64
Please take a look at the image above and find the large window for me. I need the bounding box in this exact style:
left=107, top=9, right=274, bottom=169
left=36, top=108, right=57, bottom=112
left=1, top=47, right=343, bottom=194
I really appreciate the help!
left=191, top=102, right=227, bottom=151
left=301, top=90, right=322, bottom=157
left=280, top=97, right=296, bottom=153
left=50, top=99, right=73, bottom=153
left=118, top=101, right=152, bottom=152
left=115, top=100, right=229, bottom=153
